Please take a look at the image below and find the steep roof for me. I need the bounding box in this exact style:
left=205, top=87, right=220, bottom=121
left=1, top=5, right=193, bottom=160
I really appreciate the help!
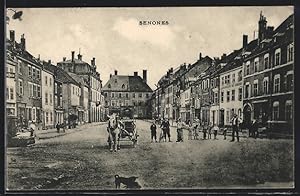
left=56, top=67, right=80, bottom=86
left=57, top=58, right=89, bottom=65
left=68, top=72, right=89, bottom=87
left=102, top=75, right=152, bottom=92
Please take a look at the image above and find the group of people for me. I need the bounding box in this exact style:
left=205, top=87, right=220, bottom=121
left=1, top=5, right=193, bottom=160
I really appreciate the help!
left=150, top=114, right=244, bottom=143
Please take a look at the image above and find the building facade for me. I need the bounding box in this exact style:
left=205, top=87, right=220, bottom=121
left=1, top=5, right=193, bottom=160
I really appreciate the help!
left=102, top=70, right=152, bottom=119
left=243, top=13, right=294, bottom=132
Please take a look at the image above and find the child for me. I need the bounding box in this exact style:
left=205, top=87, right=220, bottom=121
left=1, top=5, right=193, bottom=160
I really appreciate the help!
left=150, top=121, right=157, bottom=142
left=223, top=127, right=227, bottom=140
left=208, top=123, right=212, bottom=139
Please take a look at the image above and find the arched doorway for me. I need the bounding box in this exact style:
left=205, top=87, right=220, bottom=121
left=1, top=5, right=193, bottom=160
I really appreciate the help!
left=243, top=104, right=252, bottom=128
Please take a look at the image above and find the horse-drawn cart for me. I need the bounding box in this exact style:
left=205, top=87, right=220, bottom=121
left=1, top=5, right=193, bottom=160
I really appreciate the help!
left=107, top=107, right=139, bottom=151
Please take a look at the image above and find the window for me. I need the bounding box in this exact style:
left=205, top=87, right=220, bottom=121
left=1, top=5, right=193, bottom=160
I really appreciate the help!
left=111, top=92, right=114, bottom=98
left=29, top=83, right=33, bottom=97
left=238, top=87, right=242, bottom=101
left=214, top=92, right=218, bottom=104
left=32, top=108, right=36, bottom=121
left=285, top=100, right=292, bottom=120
left=55, top=96, right=58, bottom=107
left=221, top=91, right=224, bottom=103
left=50, top=112, right=53, bottom=123
left=273, top=101, right=279, bottom=120
left=274, top=74, right=280, bottom=93
left=45, top=92, right=48, bottom=105
left=274, top=48, right=281, bottom=66
left=108, top=84, right=111, bottom=88
left=263, top=77, right=269, bottom=94
left=72, top=86, right=75, bottom=94
left=286, top=71, right=293, bottom=92
left=227, top=91, right=230, bottom=102
left=10, top=87, right=14, bottom=100
left=146, top=93, right=149, bottom=98
left=50, top=94, right=52, bottom=105
left=264, top=53, right=269, bottom=69
left=231, top=89, right=235, bottom=101
left=221, top=77, right=224, bottom=85
left=18, top=60, right=22, bottom=74
left=119, top=93, right=121, bottom=98
left=122, top=84, right=125, bottom=89
left=238, top=70, right=242, bottom=81
left=45, top=76, right=48, bottom=86
left=133, top=93, right=135, bottom=98
left=32, top=67, right=36, bottom=78
left=245, top=61, right=250, bottom=75
left=50, top=78, right=52, bottom=87
left=139, top=93, right=142, bottom=98
left=38, top=85, right=41, bottom=97
left=245, top=83, right=250, bottom=98
left=287, top=43, right=294, bottom=62
left=18, top=79, right=23, bottom=95
left=28, top=66, right=32, bottom=76
left=254, top=57, right=259, bottom=73
left=253, top=80, right=258, bottom=96
left=46, top=112, right=49, bottom=123
left=114, top=79, right=117, bottom=83
left=104, top=92, right=107, bottom=98
left=6, top=88, right=9, bottom=100
left=37, top=69, right=40, bottom=79
left=232, top=73, right=235, bottom=84
left=111, top=100, right=115, bottom=106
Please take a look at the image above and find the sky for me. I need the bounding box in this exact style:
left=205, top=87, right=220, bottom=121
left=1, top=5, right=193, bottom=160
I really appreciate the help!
left=6, top=6, right=293, bottom=89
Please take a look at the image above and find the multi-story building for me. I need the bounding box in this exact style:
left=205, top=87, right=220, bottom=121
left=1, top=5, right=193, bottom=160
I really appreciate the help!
left=56, top=67, right=81, bottom=124
left=6, top=39, right=17, bottom=118
left=102, top=70, right=153, bottom=118
left=7, top=32, right=43, bottom=128
left=41, top=61, right=55, bottom=129
left=57, top=52, right=103, bottom=122
left=68, top=72, right=90, bottom=124
left=243, top=13, right=294, bottom=132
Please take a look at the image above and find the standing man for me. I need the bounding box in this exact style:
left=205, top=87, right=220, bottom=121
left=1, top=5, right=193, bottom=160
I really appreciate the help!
left=160, top=118, right=171, bottom=142
left=230, top=114, right=240, bottom=142
left=176, top=118, right=184, bottom=142
left=150, top=121, right=157, bottom=142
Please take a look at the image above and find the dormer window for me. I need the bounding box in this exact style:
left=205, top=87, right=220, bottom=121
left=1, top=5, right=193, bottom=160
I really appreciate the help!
left=122, top=84, right=125, bottom=89
left=115, top=79, right=117, bottom=83
left=108, top=84, right=111, bottom=88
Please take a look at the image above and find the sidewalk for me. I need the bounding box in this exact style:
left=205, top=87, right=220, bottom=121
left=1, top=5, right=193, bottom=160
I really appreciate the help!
left=35, top=122, right=107, bottom=140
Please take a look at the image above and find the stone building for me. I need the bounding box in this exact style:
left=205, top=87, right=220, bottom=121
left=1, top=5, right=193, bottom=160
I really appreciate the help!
left=41, top=61, right=55, bottom=129
left=57, top=52, right=104, bottom=122
left=7, top=31, right=43, bottom=128
left=102, top=70, right=152, bottom=119
left=243, top=13, right=294, bottom=132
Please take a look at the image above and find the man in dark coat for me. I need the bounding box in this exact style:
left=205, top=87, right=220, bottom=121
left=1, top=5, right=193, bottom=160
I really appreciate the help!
left=150, top=121, right=157, bottom=142
left=230, top=114, right=240, bottom=142
left=160, top=118, right=171, bottom=142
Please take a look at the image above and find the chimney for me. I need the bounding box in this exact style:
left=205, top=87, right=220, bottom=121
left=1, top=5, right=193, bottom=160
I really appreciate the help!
left=48, top=60, right=51, bottom=64
left=77, top=53, right=82, bottom=61
left=243, top=35, right=248, bottom=49
left=134, top=72, right=138, bottom=76
left=93, top=57, right=95, bottom=66
left=38, top=54, right=40, bottom=61
left=71, top=51, right=75, bottom=62
left=221, top=53, right=227, bottom=60
left=114, top=70, right=118, bottom=75
left=258, top=11, right=267, bottom=45
left=63, top=57, right=66, bottom=61
left=10, top=30, right=15, bottom=43
left=110, top=74, right=112, bottom=78
left=20, top=34, right=26, bottom=51
left=143, top=70, right=147, bottom=83
left=266, top=26, right=274, bottom=39
left=199, top=52, right=202, bottom=60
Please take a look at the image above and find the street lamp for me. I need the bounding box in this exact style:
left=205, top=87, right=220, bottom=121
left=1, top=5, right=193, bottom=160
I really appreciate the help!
left=6, top=8, right=23, bottom=24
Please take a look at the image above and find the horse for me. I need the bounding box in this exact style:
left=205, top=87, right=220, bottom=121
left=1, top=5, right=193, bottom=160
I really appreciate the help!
left=107, top=114, right=121, bottom=152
